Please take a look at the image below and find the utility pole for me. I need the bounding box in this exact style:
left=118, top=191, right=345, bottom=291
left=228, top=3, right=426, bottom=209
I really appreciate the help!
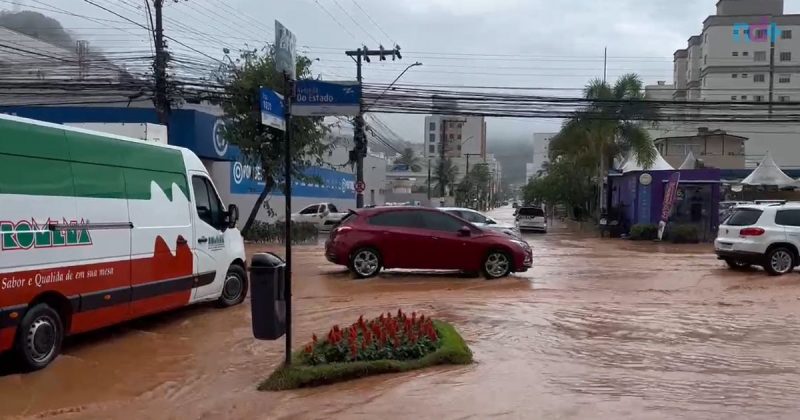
left=603, top=47, right=607, bottom=84
left=769, top=37, right=775, bottom=116
left=345, top=45, right=402, bottom=208
left=152, top=0, right=170, bottom=126
left=427, top=158, right=432, bottom=201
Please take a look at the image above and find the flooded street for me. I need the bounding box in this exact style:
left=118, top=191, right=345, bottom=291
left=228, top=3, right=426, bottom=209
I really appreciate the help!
left=3, top=207, right=800, bottom=419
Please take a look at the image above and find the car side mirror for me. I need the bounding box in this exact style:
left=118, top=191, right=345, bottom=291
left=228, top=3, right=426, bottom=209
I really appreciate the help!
left=458, top=226, right=472, bottom=237
left=227, top=204, right=239, bottom=229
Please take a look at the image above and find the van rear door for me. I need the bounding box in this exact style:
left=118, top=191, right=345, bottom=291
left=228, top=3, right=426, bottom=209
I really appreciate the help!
left=190, top=173, right=228, bottom=300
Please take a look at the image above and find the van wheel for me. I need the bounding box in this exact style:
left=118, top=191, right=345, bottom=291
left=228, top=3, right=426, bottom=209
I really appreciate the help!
left=218, top=265, right=247, bottom=307
left=349, top=248, right=382, bottom=278
left=483, top=250, right=512, bottom=279
left=15, top=304, right=64, bottom=371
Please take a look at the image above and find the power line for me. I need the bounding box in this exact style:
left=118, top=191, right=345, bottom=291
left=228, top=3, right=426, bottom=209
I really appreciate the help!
left=351, top=0, right=394, bottom=44
left=311, top=0, right=358, bottom=41
left=332, top=0, right=379, bottom=44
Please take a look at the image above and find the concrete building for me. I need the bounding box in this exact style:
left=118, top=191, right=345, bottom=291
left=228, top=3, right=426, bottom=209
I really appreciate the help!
left=645, top=81, right=676, bottom=101
left=423, top=115, right=487, bottom=186
left=526, top=132, right=557, bottom=181
left=657, top=0, right=800, bottom=168
left=654, top=128, right=748, bottom=169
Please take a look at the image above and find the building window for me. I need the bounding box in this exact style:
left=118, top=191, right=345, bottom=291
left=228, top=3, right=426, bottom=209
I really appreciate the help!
left=732, top=51, right=739, bottom=57
left=429, top=133, right=435, bottom=143
left=457, top=145, right=462, bottom=151
left=429, top=122, right=436, bottom=131
left=449, top=122, right=455, bottom=128
left=457, top=123, right=463, bottom=128
left=705, top=33, right=708, bottom=43
left=743, top=51, right=750, bottom=57
left=780, top=74, right=791, bottom=83
left=781, top=52, right=792, bottom=61
left=731, top=96, right=737, bottom=101
left=732, top=73, right=738, bottom=78
left=457, top=134, right=462, bottom=140
left=754, top=51, right=767, bottom=62
left=782, top=30, right=793, bottom=40
left=780, top=96, right=791, bottom=102
left=449, top=133, right=454, bottom=140
left=741, top=95, right=748, bottom=101
left=703, top=77, right=706, bottom=86
left=742, top=73, right=748, bottom=78
left=755, top=95, right=765, bottom=102
left=754, top=74, right=766, bottom=82
left=429, top=145, right=435, bottom=153
left=755, top=29, right=768, bottom=40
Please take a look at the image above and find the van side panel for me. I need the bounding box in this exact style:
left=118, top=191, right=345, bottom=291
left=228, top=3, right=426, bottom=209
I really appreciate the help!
left=0, top=328, right=13, bottom=353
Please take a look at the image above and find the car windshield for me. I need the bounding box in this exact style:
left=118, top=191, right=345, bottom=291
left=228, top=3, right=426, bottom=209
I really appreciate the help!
left=518, top=207, right=544, bottom=217
left=724, top=208, right=763, bottom=226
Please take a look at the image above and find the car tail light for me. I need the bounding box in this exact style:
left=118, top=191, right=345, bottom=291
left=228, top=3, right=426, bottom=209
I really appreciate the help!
left=740, top=227, right=765, bottom=236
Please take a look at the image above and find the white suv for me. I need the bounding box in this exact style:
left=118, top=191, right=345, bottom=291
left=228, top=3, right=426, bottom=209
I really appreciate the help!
left=715, top=203, right=800, bottom=275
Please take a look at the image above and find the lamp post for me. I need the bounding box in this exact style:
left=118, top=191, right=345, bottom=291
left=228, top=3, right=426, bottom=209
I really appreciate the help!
left=368, top=62, right=423, bottom=110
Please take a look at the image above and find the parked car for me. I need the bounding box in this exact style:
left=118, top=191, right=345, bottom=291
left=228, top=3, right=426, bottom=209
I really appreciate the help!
left=325, top=207, right=533, bottom=279
left=715, top=202, right=800, bottom=275
left=288, top=203, right=348, bottom=230
left=440, top=207, right=522, bottom=238
left=515, top=206, right=547, bottom=233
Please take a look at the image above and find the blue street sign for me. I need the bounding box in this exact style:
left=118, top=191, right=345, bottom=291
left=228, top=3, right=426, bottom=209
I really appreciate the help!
left=259, top=87, right=285, bottom=131
left=293, top=80, right=361, bottom=116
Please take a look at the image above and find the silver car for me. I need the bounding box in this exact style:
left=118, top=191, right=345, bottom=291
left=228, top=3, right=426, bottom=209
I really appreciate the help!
left=515, top=206, right=547, bottom=233
left=440, top=207, right=522, bottom=238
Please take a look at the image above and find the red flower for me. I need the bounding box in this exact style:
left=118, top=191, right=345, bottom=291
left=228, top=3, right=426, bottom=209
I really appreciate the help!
left=304, top=344, right=313, bottom=354
left=312, top=333, right=318, bottom=344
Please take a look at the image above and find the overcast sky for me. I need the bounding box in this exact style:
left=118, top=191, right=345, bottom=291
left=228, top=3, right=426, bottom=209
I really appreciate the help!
left=14, top=0, right=800, bottom=144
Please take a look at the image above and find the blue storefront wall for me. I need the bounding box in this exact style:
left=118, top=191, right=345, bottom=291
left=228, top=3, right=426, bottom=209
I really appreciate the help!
left=610, top=169, right=721, bottom=229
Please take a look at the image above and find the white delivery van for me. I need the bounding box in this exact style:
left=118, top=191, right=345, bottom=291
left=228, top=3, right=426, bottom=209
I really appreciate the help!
left=0, top=114, right=247, bottom=370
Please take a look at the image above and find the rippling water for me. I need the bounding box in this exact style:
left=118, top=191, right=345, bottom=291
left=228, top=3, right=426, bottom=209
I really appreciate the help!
left=2, top=209, right=800, bottom=419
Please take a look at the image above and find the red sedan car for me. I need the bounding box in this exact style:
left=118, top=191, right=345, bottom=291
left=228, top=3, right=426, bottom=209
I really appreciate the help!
left=325, top=207, right=533, bottom=279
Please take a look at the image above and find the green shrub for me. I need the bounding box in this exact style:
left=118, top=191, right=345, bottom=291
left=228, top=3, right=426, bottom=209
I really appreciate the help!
left=244, top=221, right=318, bottom=244
left=258, top=312, right=473, bottom=391
left=629, top=224, right=658, bottom=241
left=668, top=224, right=700, bottom=244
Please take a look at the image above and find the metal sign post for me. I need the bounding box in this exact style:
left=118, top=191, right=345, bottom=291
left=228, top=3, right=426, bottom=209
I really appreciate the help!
left=275, top=19, right=296, bottom=367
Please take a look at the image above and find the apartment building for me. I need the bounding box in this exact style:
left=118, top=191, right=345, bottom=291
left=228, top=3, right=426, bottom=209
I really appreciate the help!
left=525, top=132, right=557, bottom=181
left=423, top=115, right=487, bottom=184
left=653, top=0, right=800, bottom=168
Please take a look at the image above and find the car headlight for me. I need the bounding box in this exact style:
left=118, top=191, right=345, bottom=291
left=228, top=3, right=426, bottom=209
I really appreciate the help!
left=510, top=239, right=529, bottom=250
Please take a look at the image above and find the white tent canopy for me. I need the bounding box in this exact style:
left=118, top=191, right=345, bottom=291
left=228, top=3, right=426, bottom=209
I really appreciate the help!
left=620, top=149, right=674, bottom=173
left=741, top=152, right=798, bottom=187
left=678, top=151, right=698, bottom=170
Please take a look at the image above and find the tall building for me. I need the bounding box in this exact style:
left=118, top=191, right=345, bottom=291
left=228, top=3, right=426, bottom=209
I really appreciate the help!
left=526, top=132, right=557, bottom=181
left=653, top=0, right=800, bottom=168
left=423, top=115, right=487, bottom=185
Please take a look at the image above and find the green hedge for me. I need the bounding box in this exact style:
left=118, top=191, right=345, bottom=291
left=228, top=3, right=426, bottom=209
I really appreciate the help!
left=244, top=221, right=318, bottom=244
left=629, top=224, right=658, bottom=241
left=258, top=321, right=473, bottom=391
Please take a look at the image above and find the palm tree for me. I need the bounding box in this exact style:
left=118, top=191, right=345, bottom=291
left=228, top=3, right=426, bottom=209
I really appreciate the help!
left=394, top=147, right=422, bottom=172
left=549, top=73, right=659, bottom=216
left=431, top=158, right=459, bottom=197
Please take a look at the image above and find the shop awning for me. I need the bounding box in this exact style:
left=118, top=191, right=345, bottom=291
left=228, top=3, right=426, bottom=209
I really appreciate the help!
left=620, top=149, right=674, bottom=173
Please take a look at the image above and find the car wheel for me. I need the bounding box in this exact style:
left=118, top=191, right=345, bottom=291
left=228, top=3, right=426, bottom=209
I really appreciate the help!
left=764, top=247, right=795, bottom=276
left=14, top=303, right=64, bottom=371
left=349, top=248, right=382, bottom=278
left=724, top=259, right=750, bottom=270
left=483, top=250, right=512, bottom=279
left=217, top=265, right=248, bottom=307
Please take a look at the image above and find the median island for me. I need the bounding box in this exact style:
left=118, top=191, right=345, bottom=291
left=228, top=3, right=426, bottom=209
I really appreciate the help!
left=259, top=310, right=473, bottom=391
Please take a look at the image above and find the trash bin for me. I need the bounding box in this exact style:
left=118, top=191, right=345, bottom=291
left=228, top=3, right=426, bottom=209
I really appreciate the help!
left=249, top=252, right=286, bottom=340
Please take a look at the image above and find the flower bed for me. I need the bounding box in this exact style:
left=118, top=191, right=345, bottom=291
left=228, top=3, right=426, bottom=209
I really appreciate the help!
left=259, top=310, right=473, bottom=391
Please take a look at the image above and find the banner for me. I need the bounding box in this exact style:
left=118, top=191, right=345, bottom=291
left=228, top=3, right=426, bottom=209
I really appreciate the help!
left=658, top=172, right=681, bottom=240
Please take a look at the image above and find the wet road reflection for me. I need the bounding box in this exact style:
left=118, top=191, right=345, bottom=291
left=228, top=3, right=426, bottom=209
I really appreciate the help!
left=2, top=207, right=800, bottom=419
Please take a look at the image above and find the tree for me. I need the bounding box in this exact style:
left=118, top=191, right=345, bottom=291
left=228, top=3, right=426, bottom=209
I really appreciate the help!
left=456, top=164, right=491, bottom=209
left=432, top=158, right=459, bottom=197
left=549, top=73, right=659, bottom=218
left=394, top=147, right=422, bottom=172
left=216, top=47, right=329, bottom=235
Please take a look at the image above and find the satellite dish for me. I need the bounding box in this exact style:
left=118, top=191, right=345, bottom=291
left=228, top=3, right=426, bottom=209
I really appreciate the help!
left=732, top=184, right=744, bottom=193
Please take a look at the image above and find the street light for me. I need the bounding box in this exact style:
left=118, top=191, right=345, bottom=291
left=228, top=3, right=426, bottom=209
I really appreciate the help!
left=368, top=62, right=423, bottom=110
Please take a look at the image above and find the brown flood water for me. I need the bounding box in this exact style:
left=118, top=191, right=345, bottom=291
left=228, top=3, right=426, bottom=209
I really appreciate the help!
left=2, top=207, right=800, bottom=419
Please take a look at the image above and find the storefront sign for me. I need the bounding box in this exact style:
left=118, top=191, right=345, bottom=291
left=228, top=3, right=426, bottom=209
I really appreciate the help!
left=230, top=161, right=355, bottom=199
